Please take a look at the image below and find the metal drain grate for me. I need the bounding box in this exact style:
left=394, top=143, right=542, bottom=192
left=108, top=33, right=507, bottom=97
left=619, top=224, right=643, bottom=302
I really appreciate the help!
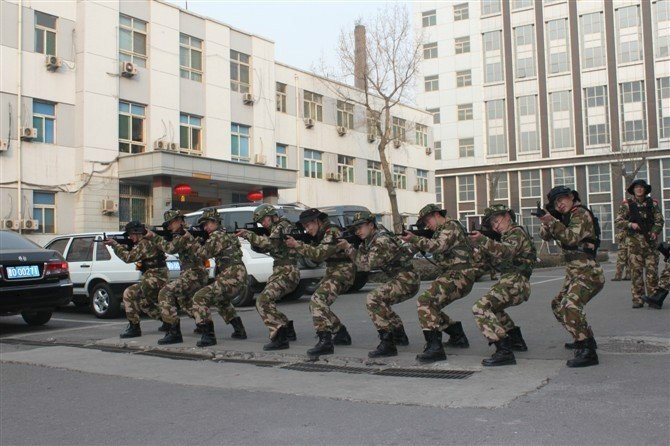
left=216, top=358, right=287, bottom=368
left=134, top=350, right=211, bottom=361
left=282, top=362, right=372, bottom=374
left=375, top=368, right=475, bottom=379
left=598, top=338, right=669, bottom=354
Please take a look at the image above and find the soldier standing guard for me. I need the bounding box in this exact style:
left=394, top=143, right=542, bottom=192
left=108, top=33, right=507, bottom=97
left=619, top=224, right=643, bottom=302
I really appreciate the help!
left=614, top=179, right=664, bottom=308
left=285, top=209, right=356, bottom=356
left=401, top=204, right=477, bottom=364
left=643, top=242, right=670, bottom=309
left=538, top=186, right=604, bottom=368
left=338, top=211, right=420, bottom=358
left=104, top=221, right=168, bottom=339
left=145, top=210, right=210, bottom=345
left=189, top=208, right=248, bottom=347
left=469, top=204, right=536, bottom=367
left=236, top=204, right=299, bottom=351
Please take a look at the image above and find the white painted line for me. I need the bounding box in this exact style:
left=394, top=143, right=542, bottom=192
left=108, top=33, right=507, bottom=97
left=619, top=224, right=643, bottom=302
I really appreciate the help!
left=50, top=318, right=121, bottom=324
left=1, top=321, right=127, bottom=339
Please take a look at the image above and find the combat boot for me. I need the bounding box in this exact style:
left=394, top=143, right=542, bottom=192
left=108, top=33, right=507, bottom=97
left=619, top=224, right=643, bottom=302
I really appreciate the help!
left=506, top=326, right=528, bottom=352
left=196, top=321, right=217, bottom=347
left=286, top=320, right=297, bottom=341
left=263, top=326, right=289, bottom=351
left=564, top=339, right=591, bottom=350
left=368, top=330, right=397, bottom=358
left=393, top=325, right=410, bottom=346
left=193, top=324, right=204, bottom=334
left=158, top=321, right=170, bottom=332
left=332, top=325, right=352, bottom=345
left=307, top=331, right=335, bottom=356
left=120, top=322, right=141, bottom=339
left=567, top=337, right=599, bottom=368
left=443, top=321, right=470, bottom=348
left=416, top=330, right=447, bottom=363
left=158, top=320, right=183, bottom=345
left=229, top=317, right=247, bottom=339
left=482, top=337, right=516, bottom=367
left=642, top=288, right=669, bottom=309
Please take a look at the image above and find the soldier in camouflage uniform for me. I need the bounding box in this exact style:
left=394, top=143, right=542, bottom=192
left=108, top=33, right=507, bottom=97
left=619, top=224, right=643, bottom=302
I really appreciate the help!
left=643, top=242, right=670, bottom=309
left=614, top=179, right=664, bottom=308
left=285, top=208, right=356, bottom=356
left=401, top=204, right=477, bottom=364
left=338, top=211, right=420, bottom=358
left=236, top=204, right=299, bottom=351
left=104, top=221, right=168, bottom=339
left=469, top=204, right=536, bottom=367
left=190, top=208, right=248, bottom=347
left=144, top=210, right=210, bottom=345
left=612, top=230, right=631, bottom=281
left=539, top=186, right=604, bottom=368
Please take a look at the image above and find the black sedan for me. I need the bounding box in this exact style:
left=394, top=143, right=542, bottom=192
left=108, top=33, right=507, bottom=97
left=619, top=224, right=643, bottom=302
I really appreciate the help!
left=0, top=230, right=73, bottom=325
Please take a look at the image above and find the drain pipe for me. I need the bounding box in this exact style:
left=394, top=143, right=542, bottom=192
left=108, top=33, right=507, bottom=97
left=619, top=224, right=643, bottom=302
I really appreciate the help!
left=294, top=73, right=300, bottom=203
left=17, top=0, right=23, bottom=234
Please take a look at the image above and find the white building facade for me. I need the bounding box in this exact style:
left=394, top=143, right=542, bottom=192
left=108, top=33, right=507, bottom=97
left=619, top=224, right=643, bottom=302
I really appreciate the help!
left=415, top=0, right=670, bottom=248
left=0, top=0, right=435, bottom=244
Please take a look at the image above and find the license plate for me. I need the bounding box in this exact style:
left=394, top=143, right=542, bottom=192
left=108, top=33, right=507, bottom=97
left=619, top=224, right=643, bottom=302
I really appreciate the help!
left=5, top=265, right=41, bottom=279
left=167, top=260, right=181, bottom=271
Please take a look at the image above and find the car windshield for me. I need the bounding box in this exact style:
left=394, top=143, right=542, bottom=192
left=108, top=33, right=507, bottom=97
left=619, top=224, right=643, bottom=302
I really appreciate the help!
left=0, top=231, right=42, bottom=250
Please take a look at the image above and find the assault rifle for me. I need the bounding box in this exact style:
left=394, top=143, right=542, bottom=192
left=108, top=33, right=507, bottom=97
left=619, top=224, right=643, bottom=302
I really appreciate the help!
left=628, top=201, right=655, bottom=237
left=236, top=222, right=270, bottom=237
left=530, top=201, right=546, bottom=218
left=469, top=220, right=501, bottom=242
left=278, top=225, right=315, bottom=244
left=94, top=232, right=135, bottom=248
left=336, top=228, right=362, bottom=248
left=402, top=224, right=434, bottom=239
left=658, top=242, right=670, bottom=262
left=150, top=226, right=210, bottom=241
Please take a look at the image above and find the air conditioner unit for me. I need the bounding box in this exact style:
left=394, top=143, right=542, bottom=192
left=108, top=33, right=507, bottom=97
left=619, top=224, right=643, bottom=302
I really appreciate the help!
left=413, top=185, right=422, bottom=192
left=304, top=118, right=315, bottom=129
left=45, top=55, right=62, bottom=71
left=1, top=219, right=19, bottom=230
left=20, top=127, right=37, bottom=141
left=393, top=139, right=402, bottom=148
left=153, top=140, right=167, bottom=150
left=21, top=219, right=39, bottom=231
left=253, top=154, right=267, bottom=165
left=326, top=172, right=341, bottom=182
left=367, top=133, right=376, bottom=143
left=425, top=147, right=433, bottom=155
left=120, top=61, right=138, bottom=78
left=101, top=199, right=117, bottom=215
left=169, top=142, right=178, bottom=151
left=336, top=126, right=347, bottom=136
left=242, top=93, right=255, bottom=105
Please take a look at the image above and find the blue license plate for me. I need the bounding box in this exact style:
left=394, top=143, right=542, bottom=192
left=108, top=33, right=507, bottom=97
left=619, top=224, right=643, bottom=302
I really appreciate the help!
left=5, top=265, right=41, bottom=279
left=167, top=260, right=181, bottom=271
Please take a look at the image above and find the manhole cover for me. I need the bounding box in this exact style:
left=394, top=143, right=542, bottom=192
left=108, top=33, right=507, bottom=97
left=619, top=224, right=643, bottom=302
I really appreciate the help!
left=598, top=337, right=669, bottom=354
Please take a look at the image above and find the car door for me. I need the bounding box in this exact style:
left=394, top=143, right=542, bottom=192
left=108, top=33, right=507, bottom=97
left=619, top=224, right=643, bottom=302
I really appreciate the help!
left=65, top=236, right=95, bottom=288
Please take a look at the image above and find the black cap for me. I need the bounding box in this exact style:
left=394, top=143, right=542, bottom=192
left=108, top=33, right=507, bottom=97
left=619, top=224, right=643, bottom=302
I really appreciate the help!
left=547, top=186, right=581, bottom=205
left=123, top=221, right=146, bottom=236
left=627, top=179, right=651, bottom=195
left=298, top=208, right=328, bottom=225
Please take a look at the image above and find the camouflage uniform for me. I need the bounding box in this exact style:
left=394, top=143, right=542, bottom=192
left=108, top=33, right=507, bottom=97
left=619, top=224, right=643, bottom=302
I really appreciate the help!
left=659, top=261, right=670, bottom=291
left=613, top=230, right=630, bottom=281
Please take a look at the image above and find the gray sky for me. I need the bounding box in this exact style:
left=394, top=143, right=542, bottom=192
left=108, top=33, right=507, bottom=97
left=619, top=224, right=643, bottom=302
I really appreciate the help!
left=166, top=0, right=405, bottom=71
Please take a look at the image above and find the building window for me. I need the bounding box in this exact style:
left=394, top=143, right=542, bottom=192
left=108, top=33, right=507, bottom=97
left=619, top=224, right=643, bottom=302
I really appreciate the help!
left=620, top=81, right=647, bottom=143
left=338, top=155, right=355, bottom=183
left=434, top=141, right=442, bottom=160
left=549, top=91, right=573, bottom=149
left=552, top=166, right=575, bottom=190
left=415, top=124, right=428, bottom=147
left=231, top=123, right=250, bottom=162
left=393, top=166, right=407, bottom=190
left=655, top=0, right=670, bottom=59
left=422, top=10, right=437, bottom=27
left=517, top=95, right=539, bottom=153
left=119, top=184, right=149, bottom=229
left=514, top=25, right=535, bottom=79
left=584, top=85, right=610, bottom=146
left=658, top=77, right=670, bottom=139
left=456, top=70, right=472, bottom=87
left=179, top=113, right=202, bottom=154
left=367, top=160, right=383, bottom=186
left=427, top=107, right=441, bottom=124
left=230, top=50, right=251, bottom=93
left=179, top=34, right=203, bottom=81
left=458, top=175, right=475, bottom=201
left=512, top=0, right=533, bottom=11
left=580, top=12, right=606, bottom=69
left=520, top=170, right=541, bottom=198
left=34, top=11, right=57, bottom=55
left=616, top=6, right=643, bottom=64
left=436, top=177, right=443, bottom=203
left=118, top=101, right=145, bottom=153
left=663, top=159, right=670, bottom=240
left=303, top=90, right=323, bottom=121
left=486, top=99, right=506, bottom=155
left=588, top=164, right=611, bottom=193
left=417, top=169, right=429, bottom=192
left=276, top=144, right=287, bottom=169
left=367, top=111, right=381, bottom=138
left=455, top=36, right=470, bottom=54
left=423, top=42, right=438, bottom=59
left=32, top=192, right=55, bottom=234
left=337, top=101, right=354, bottom=129
left=546, top=19, right=570, bottom=75
left=521, top=208, right=540, bottom=239
left=424, top=75, right=439, bottom=92
left=481, top=0, right=501, bottom=16
left=454, top=3, right=469, bottom=21
left=33, top=101, right=55, bottom=144
left=621, top=160, right=648, bottom=187
left=304, top=149, right=323, bottom=179
left=590, top=204, right=613, bottom=241
left=392, top=116, right=406, bottom=141
left=458, top=103, right=473, bottom=121
left=119, top=14, right=147, bottom=67
left=459, top=137, right=474, bottom=158
left=483, top=31, right=504, bottom=83
left=276, top=83, right=287, bottom=113
left=492, top=173, right=509, bottom=200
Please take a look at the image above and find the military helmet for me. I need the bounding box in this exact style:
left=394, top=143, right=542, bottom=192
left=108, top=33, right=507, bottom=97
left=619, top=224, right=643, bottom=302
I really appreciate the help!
left=547, top=186, right=581, bottom=205
left=417, top=203, right=446, bottom=224
left=348, top=211, right=376, bottom=228
left=197, top=208, right=221, bottom=225
left=253, top=204, right=278, bottom=223
left=123, top=220, right=146, bottom=236
left=483, top=204, right=516, bottom=224
left=626, top=179, right=651, bottom=196
left=298, top=208, right=328, bottom=225
left=162, top=209, right=184, bottom=228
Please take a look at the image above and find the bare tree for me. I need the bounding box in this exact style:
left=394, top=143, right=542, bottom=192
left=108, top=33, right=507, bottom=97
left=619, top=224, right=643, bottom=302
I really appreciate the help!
left=318, top=5, right=424, bottom=233
left=613, top=143, right=650, bottom=189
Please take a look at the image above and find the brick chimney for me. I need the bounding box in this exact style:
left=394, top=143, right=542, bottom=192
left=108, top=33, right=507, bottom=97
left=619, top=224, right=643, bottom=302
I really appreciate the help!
left=354, top=24, right=366, bottom=90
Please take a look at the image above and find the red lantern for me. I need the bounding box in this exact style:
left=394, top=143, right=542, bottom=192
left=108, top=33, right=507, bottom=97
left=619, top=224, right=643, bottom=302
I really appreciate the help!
left=173, top=183, right=193, bottom=202
left=247, top=191, right=263, bottom=202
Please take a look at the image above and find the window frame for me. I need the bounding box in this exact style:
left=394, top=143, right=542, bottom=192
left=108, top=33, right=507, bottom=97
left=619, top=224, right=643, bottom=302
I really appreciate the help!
left=546, top=18, right=570, bottom=75
left=456, top=70, right=472, bottom=87
left=453, top=3, right=469, bottom=21
left=458, top=175, right=475, bottom=202
left=457, top=103, right=474, bottom=121
left=337, top=155, right=355, bottom=183
left=459, top=137, right=475, bottom=158
left=486, top=99, right=506, bottom=156
left=423, top=42, right=438, bottom=59
left=415, top=124, right=429, bottom=147
left=514, top=24, right=536, bottom=79
left=583, top=85, right=610, bottom=147
left=422, top=10, right=437, bottom=27
left=587, top=163, right=611, bottom=194
left=391, top=116, right=406, bottom=141
left=303, top=90, right=323, bottom=122
left=119, top=14, right=147, bottom=67
left=231, top=123, right=251, bottom=163
left=179, top=113, right=202, bottom=155
left=424, top=75, right=439, bottom=92
left=276, top=82, right=287, bottom=113
left=32, top=191, right=56, bottom=234
left=118, top=100, right=146, bottom=154
left=619, top=80, right=647, bottom=143
left=657, top=77, right=670, bottom=139
left=179, top=33, right=203, bottom=82
left=32, top=100, right=56, bottom=144
left=517, top=95, right=539, bottom=153
left=367, top=160, right=383, bottom=186
left=455, top=36, right=471, bottom=54
left=119, top=183, right=149, bottom=230
left=549, top=90, right=574, bottom=150
left=276, top=144, right=287, bottom=169
left=393, top=165, right=407, bottom=190
left=303, top=149, right=323, bottom=179
left=34, top=11, right=57, bottom=55
left=230, top=50, right=251, bottom=93
left=520, top=170, right=542, bottom=198
left=483, top=31, right=504, bottom=84
left=336, top=100, right=355, bottom=129
left=416, top=169, right=429, bottom=192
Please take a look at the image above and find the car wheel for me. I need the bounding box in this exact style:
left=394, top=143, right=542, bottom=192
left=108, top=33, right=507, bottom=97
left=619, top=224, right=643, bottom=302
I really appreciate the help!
left=232, top=277, right=255, bottom=307
left=90, top=283, right=121, bottom=319
left=21, top=310, right=53, bottom=326
left=347, top=272, right=369, bottom=293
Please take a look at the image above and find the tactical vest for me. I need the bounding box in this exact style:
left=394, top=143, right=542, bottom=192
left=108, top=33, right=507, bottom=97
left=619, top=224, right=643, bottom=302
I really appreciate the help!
left=627, top=197, right=655, bottom=235
left=211, top=229, right=243, bottom=272
left=561, top=206, right=600, bottom=259
left=174, top=231, right=205, bottom=270
left=315, top=223, right=350, bottom=265
left=365, top=229, right=413, bottom=275
left=432, top=219, right=473, bottom=267
left=495, top=226, right=536, bottom=277
left=269, top=218, right=298, bottom=266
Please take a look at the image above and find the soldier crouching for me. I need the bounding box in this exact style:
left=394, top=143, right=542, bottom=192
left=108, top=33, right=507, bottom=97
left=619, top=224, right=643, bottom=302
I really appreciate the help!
left=643, top=242, right=670, bottom=309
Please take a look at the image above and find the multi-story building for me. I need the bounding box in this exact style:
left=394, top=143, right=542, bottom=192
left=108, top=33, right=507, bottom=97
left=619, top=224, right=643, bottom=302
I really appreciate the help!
left=415, top=0, right=670, bottom=247
left=0, top=0, right=434, bottom=244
